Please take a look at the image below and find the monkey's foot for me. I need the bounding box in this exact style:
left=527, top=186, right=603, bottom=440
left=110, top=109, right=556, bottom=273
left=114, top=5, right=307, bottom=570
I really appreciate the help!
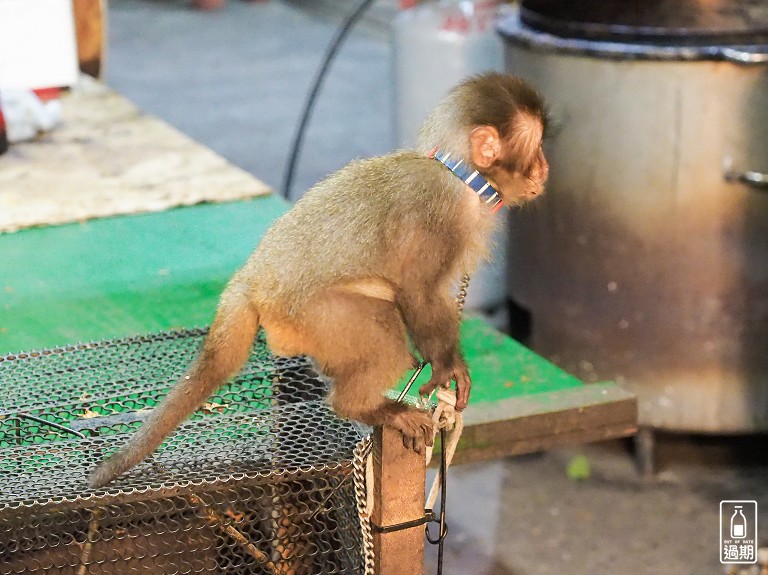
left=390, top=408, right=434, bottom=454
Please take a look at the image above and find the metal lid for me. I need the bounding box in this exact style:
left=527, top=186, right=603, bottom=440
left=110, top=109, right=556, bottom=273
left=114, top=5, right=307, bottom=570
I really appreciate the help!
left=520, top=0, right=768, bottom=46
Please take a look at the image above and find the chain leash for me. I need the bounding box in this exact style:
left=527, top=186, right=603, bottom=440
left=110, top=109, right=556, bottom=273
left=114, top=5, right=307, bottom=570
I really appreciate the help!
left=353, top=436, right=376, bottom=575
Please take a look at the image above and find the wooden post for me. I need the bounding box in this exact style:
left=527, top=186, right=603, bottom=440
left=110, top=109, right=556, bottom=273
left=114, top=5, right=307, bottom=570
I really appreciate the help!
left=73, top=0, right=105, bottom=78
left=372, top=426, right=425, bottom=575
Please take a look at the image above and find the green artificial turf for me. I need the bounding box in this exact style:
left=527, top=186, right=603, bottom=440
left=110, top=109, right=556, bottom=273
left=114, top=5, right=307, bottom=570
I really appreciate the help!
left=1, top=197, right=286, bottom=352
left=1, top=197, right=582, bottom=405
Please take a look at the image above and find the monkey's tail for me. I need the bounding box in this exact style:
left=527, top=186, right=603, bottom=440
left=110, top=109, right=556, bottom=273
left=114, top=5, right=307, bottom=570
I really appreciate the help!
left=88, top=285, right=260, bottom=489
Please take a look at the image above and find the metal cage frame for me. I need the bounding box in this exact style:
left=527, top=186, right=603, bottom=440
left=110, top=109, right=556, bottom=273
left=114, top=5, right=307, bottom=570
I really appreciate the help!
left=0, top=329, right=371, bottom=575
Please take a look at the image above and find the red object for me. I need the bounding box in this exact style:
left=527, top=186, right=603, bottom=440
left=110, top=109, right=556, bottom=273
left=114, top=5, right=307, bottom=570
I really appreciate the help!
left=193, top=0, right=226, bottom=10
left=399, top=0, right=419, bottom=9
left=33, top=87, right=62, bottom=102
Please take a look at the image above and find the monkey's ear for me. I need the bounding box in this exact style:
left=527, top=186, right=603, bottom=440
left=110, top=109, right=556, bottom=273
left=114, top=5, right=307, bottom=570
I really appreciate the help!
left=469, top=126, right=502, bottom=169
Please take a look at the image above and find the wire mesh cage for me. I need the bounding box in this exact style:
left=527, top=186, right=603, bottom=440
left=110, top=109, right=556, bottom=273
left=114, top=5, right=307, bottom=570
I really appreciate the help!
left=0, top=329, right=372, bottom=574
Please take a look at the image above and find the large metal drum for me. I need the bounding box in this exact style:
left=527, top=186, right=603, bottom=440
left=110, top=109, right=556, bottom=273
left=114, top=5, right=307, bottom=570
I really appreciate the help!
left=500, top=2, right=768, bottom=432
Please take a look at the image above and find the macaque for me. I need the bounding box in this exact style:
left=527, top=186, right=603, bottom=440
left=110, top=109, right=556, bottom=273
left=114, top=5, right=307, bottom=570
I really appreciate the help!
left=88, top=72, right=549, bottom=489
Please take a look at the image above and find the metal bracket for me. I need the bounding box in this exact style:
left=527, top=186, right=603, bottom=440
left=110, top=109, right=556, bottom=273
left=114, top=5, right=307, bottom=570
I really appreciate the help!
left=371, top=510, right=436, bottom=534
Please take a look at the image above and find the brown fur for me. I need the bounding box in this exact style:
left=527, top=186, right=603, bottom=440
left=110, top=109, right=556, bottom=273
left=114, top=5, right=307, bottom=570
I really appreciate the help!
left=88, top=73, right=548, bottom=488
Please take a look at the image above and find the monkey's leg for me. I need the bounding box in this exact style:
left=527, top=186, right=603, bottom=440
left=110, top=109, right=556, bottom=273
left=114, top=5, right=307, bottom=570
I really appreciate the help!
left=326, top=354, right=435, bottom=454
left=303, top=290, right=434, bottom=453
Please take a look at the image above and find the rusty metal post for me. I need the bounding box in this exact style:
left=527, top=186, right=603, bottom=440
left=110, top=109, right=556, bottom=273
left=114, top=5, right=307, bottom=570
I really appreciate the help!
left=372, top=426, right=425, bottom=575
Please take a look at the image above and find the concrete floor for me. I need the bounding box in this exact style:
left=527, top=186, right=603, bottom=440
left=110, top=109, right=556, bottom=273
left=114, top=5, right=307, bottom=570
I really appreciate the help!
left=105, top=1, right=768, bottom=574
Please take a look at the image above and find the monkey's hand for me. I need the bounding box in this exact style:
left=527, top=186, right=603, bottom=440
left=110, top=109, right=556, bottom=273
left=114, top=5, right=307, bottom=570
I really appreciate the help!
left=418, top=357, right=471, bottom=410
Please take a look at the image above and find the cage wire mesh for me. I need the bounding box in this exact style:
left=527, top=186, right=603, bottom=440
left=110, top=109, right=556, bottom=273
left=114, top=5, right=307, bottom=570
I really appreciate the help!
left=0, top=328, right=374, bottom=574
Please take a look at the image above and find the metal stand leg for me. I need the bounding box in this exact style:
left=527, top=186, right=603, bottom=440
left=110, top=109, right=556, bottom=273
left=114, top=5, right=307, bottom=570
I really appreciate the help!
left=634, top=427, right=656, bottom=479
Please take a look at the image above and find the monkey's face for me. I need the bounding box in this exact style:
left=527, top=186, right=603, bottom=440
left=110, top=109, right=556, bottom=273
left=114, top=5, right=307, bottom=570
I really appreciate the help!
left=485, top=146, right=549, bottom=206
left=469, top=113, right=549, bottom=206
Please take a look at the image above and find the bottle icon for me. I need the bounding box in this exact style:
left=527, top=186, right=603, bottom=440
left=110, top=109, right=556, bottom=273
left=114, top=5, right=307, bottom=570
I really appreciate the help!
left=731, top=506, right=747, bottom=539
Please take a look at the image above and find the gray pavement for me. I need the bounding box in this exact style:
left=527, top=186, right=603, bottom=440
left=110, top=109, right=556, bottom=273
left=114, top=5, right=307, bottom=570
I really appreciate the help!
left=107, top=0, right=394, bottom=200
left=106, top=2, right=768, bottom=574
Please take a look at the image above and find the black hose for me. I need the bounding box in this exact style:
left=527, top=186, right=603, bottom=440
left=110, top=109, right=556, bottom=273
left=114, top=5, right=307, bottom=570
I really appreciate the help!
left=281, top=0, right=379, bottom=199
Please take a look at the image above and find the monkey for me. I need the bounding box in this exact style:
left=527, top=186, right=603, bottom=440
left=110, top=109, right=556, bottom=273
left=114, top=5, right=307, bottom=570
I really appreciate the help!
left=88, top=72, right=549, bottom=489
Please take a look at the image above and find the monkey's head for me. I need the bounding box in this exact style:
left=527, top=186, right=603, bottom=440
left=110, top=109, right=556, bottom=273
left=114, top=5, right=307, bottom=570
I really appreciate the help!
left=417, top=72, right=549, bottom=207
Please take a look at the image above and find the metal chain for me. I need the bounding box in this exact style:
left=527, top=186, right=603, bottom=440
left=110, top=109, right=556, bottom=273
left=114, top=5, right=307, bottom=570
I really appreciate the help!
left=353, top=435, right=376, bottom=575
left=431, top=272, right=470, bottom=574
left=455, top=273, right=471, bottom=318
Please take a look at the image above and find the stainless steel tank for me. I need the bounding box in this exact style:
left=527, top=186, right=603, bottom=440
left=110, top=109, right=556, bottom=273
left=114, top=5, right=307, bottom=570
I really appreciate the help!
left=499, top=1, right=768, bottom=432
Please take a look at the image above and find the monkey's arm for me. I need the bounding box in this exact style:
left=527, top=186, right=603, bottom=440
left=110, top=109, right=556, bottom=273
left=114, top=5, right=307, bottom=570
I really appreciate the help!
left=395, top=238, right=471, bottom=409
